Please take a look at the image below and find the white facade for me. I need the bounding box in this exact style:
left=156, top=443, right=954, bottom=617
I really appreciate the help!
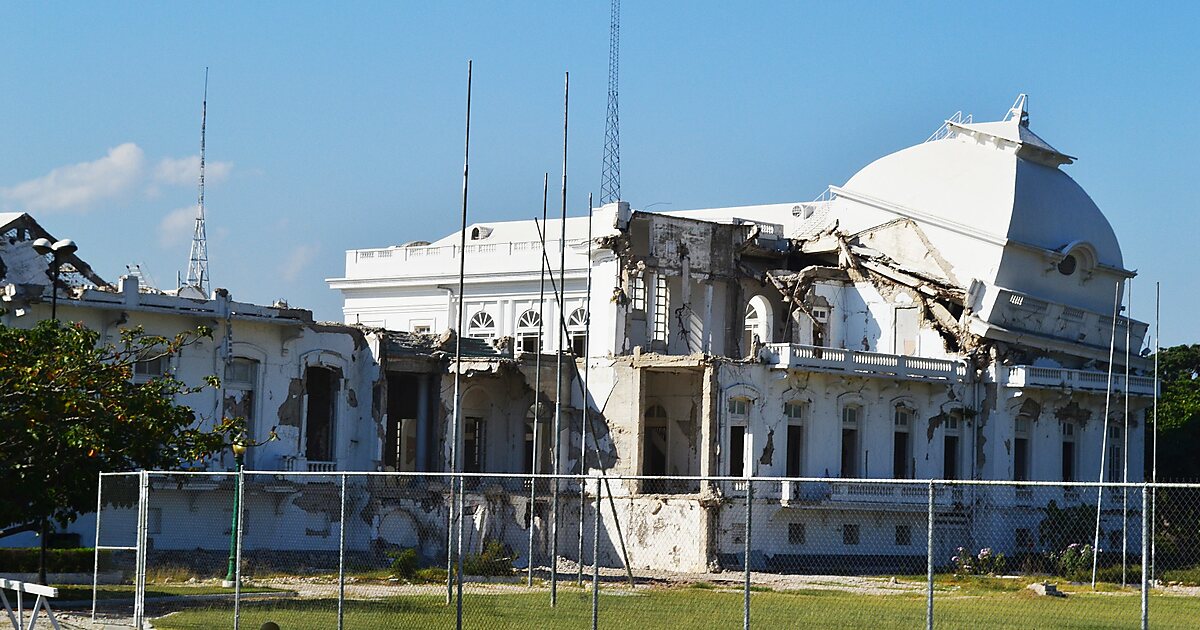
left=325, top=97, right=1155, bottom=570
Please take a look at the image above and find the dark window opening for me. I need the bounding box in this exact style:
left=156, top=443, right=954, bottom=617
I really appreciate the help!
left=896, top=525, right=912, bottom=546
left=943, top=435, right=959, bottom=480
left=1014, top=438, right=1029, bottom=481
left=893, top=431, right=911, bottom=479
left=1062, top=442, right=1076, bottom=482
left=384, top=373, right=421, bottom=471
left=571, top=332, right=587, bottom=357
left=843, top=523, right=860, bottom=545
left=786, top=425, right=803, bottom=478
left=730, top=425, right=746, bottom=477
left=304, top=366, right=339, bottom=462
left=788, top=522, right=806, bottom=545
left=840, top=428, right=858, bottom=478
left=463, top=417, right=485, bottom=473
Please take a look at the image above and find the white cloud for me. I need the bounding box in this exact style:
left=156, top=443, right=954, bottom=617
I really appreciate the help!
left=280, top=244, right=319, bottom=282
left=2, top=143, right=145, bottom=212
left=158, top=205, right=198, bottom=247
left=154, top=155, right=233, bottom=186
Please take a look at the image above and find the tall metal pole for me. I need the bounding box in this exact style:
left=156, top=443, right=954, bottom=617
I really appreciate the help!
left=1141, top=486, right=1149, bottom=630
left=1151, top=281, right=1160, bottom=581
left=337, top=474, right=347, bottom=630
left=743, top=480, right=752, bottom=630
left=591, top=472, right=601, bottom=630
left=446, top=59, right=473, bottom=610
left=1122, top=279, right=1132, bottom=587
left=529, top=173, right=550, bottom=588
left=1093, top=280, right=1121, bottom=589
left=577, top=192, right=594, bottom=585
left=926, top=480, right=935, bottom=630
left=550, top=70, right=569, bottom=607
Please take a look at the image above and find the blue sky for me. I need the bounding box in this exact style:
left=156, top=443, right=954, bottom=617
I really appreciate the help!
left=1, top=2, right=1196, bottom=345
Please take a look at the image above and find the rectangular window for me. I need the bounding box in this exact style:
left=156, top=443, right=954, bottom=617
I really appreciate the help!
left=1014, top=418, right=1031, bottom=482
left=843, top=523, right=860, bottom=546
left=518, top=334, right=541, bottom=354
left=1106, top=425, right=1123, bottom=483
left=895, top=524, right=912, bottom=546
left=464, top=417, right=485, bottom=473
left=730, top=425, right=746, bottom=477
left=1061, top=422, right=1076, bottom=482
left=571, top=332, right=587, bottom=357
left=653, top=276, right=669, bottom=343
left=304, top=366, right=339, bottom=463
left=1015, top=528, right=1033, bottom=550
left=786, top=401, right=804, bottom=477
left=223, top=358, right=259, bottom=425
left=943, top=435, right=959, bottom=480
left=631, top=275, right=647, bottom=311
left=788, top=522, right=806, bottom=545
left=811, top=308, right=828, bottom=348
left=840, top=406, right=859, bottom=478
left=894, top=307, right=919, bottom=355
left=133, top=353, right=167, bottom=382
left=893, top=407, right=911, bottom=479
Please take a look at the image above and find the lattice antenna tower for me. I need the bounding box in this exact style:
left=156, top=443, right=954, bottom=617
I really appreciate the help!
left=600, top=0, right=621, bottom=204
left=184, top=67, right=211, bottom=297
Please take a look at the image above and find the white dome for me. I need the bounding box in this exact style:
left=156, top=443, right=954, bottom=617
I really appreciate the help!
left=838, top=114, right=1123, bottom=270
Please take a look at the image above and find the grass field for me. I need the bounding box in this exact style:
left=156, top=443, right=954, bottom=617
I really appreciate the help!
left=149, top=582, right=1200, bottom=629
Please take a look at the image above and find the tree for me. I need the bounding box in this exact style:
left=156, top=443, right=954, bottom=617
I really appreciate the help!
left=0, top=319, right=239, bottom=580
left=1146, top=345, right=1200, bottom=571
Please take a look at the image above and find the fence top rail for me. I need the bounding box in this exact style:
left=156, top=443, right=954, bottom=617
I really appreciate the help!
left=124, top=469, right=1194, bottom=489
left=0, top=579, right=58, bottom=598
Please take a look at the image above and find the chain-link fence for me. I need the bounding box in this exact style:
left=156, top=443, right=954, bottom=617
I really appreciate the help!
left=92, top=472, right=1200, bottom=629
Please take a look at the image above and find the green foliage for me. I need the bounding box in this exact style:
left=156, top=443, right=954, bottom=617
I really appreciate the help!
left=414, top=567, right=448, bottom=583
left=0, top=320, right=240, bottom=530
left=462, top=539, right=515, bottom=576
left=0, top=547, right=111, bottom=573
left=1150, top=345, right=1200, bottom=478
left=950, top=546, right=1006, bottom=576
left=386, top=548, right=419, bottom=579
left=1044, top=543, right=1095, bottom=581
left=1038, top=500, right=1096, bottom=553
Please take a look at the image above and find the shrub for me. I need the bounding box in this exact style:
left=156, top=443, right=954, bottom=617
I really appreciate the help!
left=414, top=567, right=448, bottom=583
left=1046, top=543, right=1094, bottom=581
left=0, top=548, right=111, bottom=573
left=462, top=539, right=515, bottom=577
left=386, top=548, right=419, bottom=579
left=950, top=546, right=1007, bottom=576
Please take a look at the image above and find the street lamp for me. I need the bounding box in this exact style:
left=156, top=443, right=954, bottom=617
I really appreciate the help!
left=30, top=237, right=75, bottom=585
left=31, top=238, right=78, bottom=322
left=223, top=438, right=248, bottom=587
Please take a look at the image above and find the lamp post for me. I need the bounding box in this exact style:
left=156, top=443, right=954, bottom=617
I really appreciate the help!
left=31, top=238, right=78, bottom=322
left=223, top=439, right=247, bottom=587
left=30, top=237, right=75, bottom=585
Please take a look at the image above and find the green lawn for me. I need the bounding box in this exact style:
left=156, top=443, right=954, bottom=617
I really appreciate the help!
left=150, top=585, right=1200, bottom=629
left=58, top=583, right=281, bottom=602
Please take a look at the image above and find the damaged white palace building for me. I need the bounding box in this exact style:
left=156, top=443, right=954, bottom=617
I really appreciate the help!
left=4, top=97, right=1155, bottom=572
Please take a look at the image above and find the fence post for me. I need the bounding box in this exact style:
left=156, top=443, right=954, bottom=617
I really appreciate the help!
left=926, top=480, right=934, bottom=630
left=744, top=479, right=752, bottom=630
left=234, top=468, right=245, bottom=630
left=338, top=473, right=347, bottom=630
left=133, top=471, right=149, bottom=630
left=91, top=474, right=103, bottom=621
left=1141, top=485, right=1149, bottom=630
left=591, top=474, right=601, bottom=630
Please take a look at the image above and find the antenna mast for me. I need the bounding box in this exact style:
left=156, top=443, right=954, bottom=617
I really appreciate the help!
left=184, top=67, right=211, bottom=297
left=600, top=0, right=621, bottom=204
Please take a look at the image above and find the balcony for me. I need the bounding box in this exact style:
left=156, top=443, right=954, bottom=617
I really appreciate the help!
left=341, top=238, right=590, bottom=280
left=1005, top=365, right=1157, bottom=397
left=762, top=344, right=967, bottom=383
left=283, top=458, right=338, bottom=473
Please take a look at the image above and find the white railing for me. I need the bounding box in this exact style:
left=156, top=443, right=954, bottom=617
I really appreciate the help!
left=283, top=458, right=338, bottom=473
left=762, top=343, right=967, bottom=382
left=351, top=238, right=589, bottom=264
left=1006, top=365, right=1157, bottom=397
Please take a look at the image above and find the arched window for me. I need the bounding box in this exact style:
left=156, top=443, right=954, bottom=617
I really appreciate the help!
left=840, top=404, right=861, bottom=478
left=728, top=397, right=751, bottom=477
left=568, top=308, right=589, bottom=356
left=784, top=400, right=805, bottom=477
left=468, top=311, right=495, bottom=339
left=743, top=295, right=773, bottom=356
left=516, top=310, right=542, bottom=354
left=893, top=404, right=914, bottom=479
